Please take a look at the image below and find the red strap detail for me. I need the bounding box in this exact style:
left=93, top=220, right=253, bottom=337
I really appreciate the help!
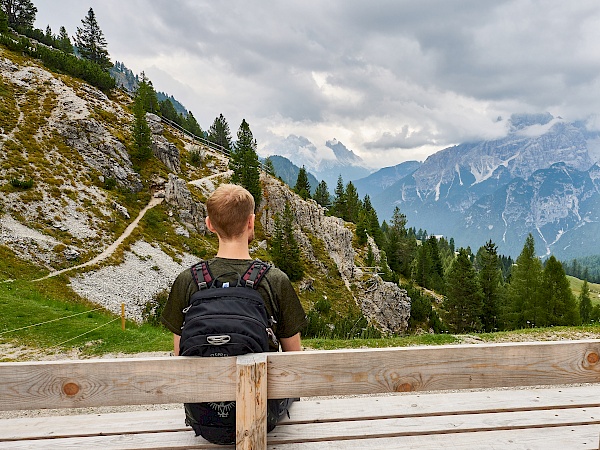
left=200, top=261, right=212, bottom=284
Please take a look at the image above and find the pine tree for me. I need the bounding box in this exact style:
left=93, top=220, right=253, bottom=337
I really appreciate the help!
left=208, top=114, right=232, bottom=151
left=506, top=234, right=543, bottom=329
left=131, top=107, right=152, bottom=161
left=57, top=26, right=73, bottom=54
left=443, top=248, right=484, bottom=332
left=135, top=72, right=159, bottom=114
left=184, top=112, right=203, bottom=137
left=579, top=279, right=592, bottom=324
left=356, top=209, right=369, bottom=245
left=264, top=157, right=276, bottom=177
left=1, top=0, right=36, bottom=29
left=131, top=93, right=153, bottom=161
left=0, top=7, right=8, bottom=33
left=362, top=195, right=383, bottom=247
left=313, top=180, right=331, bottom=208
left=386, top=206, right=415, bottom=278
left=229, top=119, right=262, bottom=209
left=294, top=166, right=311, bottom=199
left=344, top=182, right=361, bottom=223
left=75, top=8, right=112, bottom=70
left=330, top=175, right=346, bottom=218
left=542, top=256, right=579, bottom=326
left=271, top=202, right=304, bottom=281
left=476, top=240, right=503, bottom=332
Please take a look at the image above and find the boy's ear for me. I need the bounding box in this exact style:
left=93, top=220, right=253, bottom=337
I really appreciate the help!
left=206, top=216, right=216, bottom=233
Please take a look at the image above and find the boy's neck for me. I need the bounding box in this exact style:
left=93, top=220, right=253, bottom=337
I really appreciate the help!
left=215, top=238, right=251, bottom=260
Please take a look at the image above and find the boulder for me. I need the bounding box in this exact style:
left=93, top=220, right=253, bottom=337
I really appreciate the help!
left=164, top=174, right=206, bottom=233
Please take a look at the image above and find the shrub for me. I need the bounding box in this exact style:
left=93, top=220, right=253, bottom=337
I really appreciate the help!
left=142, top=290, right=169, bottom=326
left=190, top=150, right=203, bottom=166
left=10, top=178, right=34, bottom=189
left=103, top=177, right=117, bottom=190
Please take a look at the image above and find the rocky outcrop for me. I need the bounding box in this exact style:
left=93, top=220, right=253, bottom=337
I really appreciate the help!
left=57, top=118, right=143, bottom=192
left=0, top=58, right=143, bottom=193
left=164, top=174, right=206, bottom=233
left=360, top=278, right=411, bottom=334
left=147, top=113, right=180, bottom=173
left=260, top=175, right=411, bottom=332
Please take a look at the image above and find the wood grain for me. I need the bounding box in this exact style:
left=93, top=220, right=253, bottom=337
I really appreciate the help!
left=266, top=340, right=600, bottom=398
left=0, top=356, right=237, bottom=411
left=236, top=353, right=268, bottom=450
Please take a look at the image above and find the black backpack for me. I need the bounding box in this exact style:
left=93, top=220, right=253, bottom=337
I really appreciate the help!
left=180, top=260, right=288, bottom=444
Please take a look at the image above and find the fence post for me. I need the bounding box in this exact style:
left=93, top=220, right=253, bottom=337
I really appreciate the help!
left=121, top=303, right=125, bottom=331
left=236, top=353, right=268, bottom=449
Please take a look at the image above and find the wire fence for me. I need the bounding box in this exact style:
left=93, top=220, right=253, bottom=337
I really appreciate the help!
left=0, top=305, right=126, bottom=348
left=54, top=317, right=120, bottom=347
left=0, top=307, right=105, bottom=336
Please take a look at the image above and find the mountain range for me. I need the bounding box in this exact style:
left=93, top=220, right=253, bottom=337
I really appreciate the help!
left=264, top=135, right=371, bottom=188
left=367, top=114, right=600, bottom=259
left=267, top=114, right=600, bottom=260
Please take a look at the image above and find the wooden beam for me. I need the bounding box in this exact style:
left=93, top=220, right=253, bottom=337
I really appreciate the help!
left=266, top=340, right=600, bottom=398
left=2, top=340, right=600, bottom=412
left=236, top=353, right=268, bottom=450
left=0, top=356, right=237, bottom=411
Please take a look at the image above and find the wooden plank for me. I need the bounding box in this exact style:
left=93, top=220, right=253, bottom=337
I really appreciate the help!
left=236, top=353, right=268, bottom=450
left=3, top=341, right=600, bottom=412
left=267, top=406, right=600, bottom=443
left=3, top=385, right=600, bottom=441
left=0, top=356, right=237, bottom=411
left=266, top=340, right=600, bottom=398
left=4, top=409, right=599, bottom=449
left=0, top=410, right=188, bottom=441
left=266, top=425, right=600, bottom=449
left=280, top=385, right=600, bottom=424
left=0, top=430, right=230, bottom=449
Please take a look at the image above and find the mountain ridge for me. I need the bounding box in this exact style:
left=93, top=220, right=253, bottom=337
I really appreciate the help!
left=369, top=114, right=600, bottom=258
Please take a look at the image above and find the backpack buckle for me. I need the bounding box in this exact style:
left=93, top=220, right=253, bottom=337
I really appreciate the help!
left=207, top=335, right=231, bottom=345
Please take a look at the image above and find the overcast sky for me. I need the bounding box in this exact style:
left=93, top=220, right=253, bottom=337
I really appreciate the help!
left=35, top=1, right=600, bottom=168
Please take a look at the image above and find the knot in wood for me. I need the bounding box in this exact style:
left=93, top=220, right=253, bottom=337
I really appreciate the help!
left=396, top=382, right=413, bottom=392
left=63, top=382, right=80, bottom=396
left=586, top=352, right=599, bottom=365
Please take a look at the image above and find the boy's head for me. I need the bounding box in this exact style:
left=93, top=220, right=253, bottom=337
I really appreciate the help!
left=206, top=184, right=255, bottom=239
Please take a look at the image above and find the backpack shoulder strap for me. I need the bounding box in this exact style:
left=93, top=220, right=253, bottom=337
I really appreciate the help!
left=190, top=260, right=214, bottom=290
left=242, top=260, right=271, bottom=289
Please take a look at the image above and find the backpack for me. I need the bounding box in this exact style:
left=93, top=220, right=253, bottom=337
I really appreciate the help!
left=180, top=260, right=289, bottom=444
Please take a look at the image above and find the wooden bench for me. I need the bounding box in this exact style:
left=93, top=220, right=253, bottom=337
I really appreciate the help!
left=1, top=340, right=600, bottom=449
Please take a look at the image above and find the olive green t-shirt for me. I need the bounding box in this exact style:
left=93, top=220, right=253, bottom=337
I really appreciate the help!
left=160, top=258, right=307, bottom=350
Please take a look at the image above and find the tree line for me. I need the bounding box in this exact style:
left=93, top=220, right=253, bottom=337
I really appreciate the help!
left=0, top=1, right=115, bottom=91
left=285, top=169, right=598, bottom=334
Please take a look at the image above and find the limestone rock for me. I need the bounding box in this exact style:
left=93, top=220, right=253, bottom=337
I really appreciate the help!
left=146, top=113, right=163, bottom=134
left=112, top=201, right=130, bottom=219
left=152, top=135, right=180, bottom=173
left=146, top=113, right=180, bottom=173
left=359, top=278, right=411, bottom=334
left=164, top=174, right=206, bottom=233
left=64, top=247, right=81, bottom=260
left=58, top=118, right=142, bottom=192
left=260, top=175, right=411, bottom=333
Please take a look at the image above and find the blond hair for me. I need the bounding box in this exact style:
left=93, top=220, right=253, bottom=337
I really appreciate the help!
left=206, top=184, right=255, bottom=239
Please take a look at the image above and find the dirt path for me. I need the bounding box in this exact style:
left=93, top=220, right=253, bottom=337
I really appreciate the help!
left=34, top=196, right=164, bottom=281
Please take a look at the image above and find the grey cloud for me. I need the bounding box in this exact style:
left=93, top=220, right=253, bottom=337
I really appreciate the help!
left=365, top=126, right=437, bottom=150
left=35, top=0, right=600, bottom=168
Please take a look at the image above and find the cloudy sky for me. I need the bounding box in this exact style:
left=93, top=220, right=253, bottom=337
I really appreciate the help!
left=36, top=1, right=600, bottom=168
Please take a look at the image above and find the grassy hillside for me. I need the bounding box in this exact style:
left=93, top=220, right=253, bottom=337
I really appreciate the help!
left=568, top=276, right=600, bottom=305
